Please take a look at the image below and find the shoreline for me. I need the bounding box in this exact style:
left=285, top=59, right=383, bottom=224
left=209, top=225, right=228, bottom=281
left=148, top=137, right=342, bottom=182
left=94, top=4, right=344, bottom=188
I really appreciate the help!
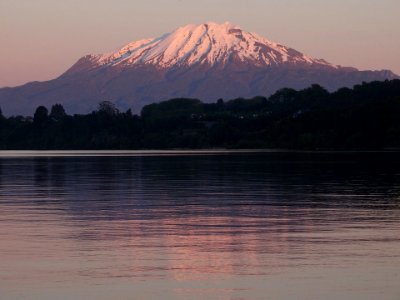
left=1, top=148, right=400, bottom=157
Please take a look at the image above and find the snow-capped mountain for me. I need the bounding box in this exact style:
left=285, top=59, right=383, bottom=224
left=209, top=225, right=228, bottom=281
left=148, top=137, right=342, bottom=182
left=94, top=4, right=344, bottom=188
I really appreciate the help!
left=0, top=22, right=398, bottom=115
left=67, top=22, right=334, bottom=73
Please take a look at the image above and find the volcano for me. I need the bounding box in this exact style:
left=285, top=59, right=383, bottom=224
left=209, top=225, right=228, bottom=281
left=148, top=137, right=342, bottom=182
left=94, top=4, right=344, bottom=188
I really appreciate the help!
left=0, top=22, right=397, bottom=115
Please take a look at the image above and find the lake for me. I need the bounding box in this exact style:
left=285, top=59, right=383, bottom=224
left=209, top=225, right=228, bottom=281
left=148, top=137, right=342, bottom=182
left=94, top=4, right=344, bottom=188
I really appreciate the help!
left=0, top=151, right=399, bottom=300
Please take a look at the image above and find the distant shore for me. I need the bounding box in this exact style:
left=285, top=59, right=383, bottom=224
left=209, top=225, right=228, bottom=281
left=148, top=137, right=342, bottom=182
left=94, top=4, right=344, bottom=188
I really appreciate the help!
left=1, top=80, right=400, bottom=151
left=1, top=149, right=400, bottom=158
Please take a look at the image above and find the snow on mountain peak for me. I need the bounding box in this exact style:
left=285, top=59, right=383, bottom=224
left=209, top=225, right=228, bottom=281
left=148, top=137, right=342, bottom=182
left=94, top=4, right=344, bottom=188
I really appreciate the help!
left=87, top=22, right=336, bottom=70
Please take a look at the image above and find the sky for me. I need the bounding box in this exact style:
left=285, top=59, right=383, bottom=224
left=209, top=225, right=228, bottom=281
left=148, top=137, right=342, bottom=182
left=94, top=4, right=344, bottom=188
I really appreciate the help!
left=0, top=0, right=399, bottom=87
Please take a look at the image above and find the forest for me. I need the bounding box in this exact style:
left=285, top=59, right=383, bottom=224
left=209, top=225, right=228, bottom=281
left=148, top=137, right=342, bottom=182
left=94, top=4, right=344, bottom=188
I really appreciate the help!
left=1, top=79, right=400, bottom=150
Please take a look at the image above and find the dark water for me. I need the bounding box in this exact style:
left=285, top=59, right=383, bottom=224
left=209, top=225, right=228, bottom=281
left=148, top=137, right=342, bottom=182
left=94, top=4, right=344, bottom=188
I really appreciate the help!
left=0, top=151, right=399, bottom=300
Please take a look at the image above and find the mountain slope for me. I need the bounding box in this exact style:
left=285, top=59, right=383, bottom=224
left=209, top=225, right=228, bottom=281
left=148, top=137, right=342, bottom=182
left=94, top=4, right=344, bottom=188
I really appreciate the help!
left=0, top=22, right=398, bottom=116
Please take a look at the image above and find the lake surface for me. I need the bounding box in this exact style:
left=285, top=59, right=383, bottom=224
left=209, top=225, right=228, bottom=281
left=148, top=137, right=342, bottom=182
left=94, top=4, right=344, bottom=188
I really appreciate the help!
left=0, top=151, right=399, bottom=300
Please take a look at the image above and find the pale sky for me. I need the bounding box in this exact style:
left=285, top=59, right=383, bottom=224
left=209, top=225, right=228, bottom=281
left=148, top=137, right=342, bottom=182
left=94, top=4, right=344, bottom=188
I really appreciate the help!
left=0, top=0, right=399, bottom=87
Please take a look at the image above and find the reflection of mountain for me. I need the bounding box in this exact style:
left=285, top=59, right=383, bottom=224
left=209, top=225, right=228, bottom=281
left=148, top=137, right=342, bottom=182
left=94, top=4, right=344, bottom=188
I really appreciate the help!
left=2, top=153, right=400, bottom=300
left=1, top=153, right=400, bottom=285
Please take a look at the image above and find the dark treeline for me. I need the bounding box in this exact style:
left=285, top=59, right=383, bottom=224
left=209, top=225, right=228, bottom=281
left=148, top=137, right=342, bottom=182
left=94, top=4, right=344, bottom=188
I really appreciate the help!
left=1, top=80, right=400, bottom=150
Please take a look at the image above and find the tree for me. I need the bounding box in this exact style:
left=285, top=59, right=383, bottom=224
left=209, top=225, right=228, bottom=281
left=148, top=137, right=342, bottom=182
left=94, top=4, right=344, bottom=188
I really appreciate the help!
left=50, top=104, right=67, bottom=121
left=0, top=106, right=4, bottom=124
left=98, top=101, right=119, bottom=116
left=34, top=106, right=49, bottom=125
left=125, top=108, right=133, bottom=117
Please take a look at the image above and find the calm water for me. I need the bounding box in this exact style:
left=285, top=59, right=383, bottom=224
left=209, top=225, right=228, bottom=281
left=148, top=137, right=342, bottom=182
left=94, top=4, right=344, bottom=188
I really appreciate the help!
left=0, top=151, right=399, bottom=300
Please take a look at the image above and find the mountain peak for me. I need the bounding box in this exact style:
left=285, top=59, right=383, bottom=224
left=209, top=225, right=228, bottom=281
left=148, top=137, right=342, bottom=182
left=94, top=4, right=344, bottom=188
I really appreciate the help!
left=192, top=21, right=239, bottom=30
left=69, top=22, right=336, bottom=74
